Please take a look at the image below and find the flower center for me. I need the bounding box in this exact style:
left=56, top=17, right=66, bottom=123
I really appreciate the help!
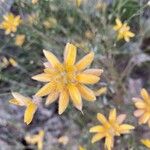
left=53, top=64, right=77, bottom=90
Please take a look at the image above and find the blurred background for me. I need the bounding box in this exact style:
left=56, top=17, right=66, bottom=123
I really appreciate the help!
left=0, top=0, right=150, bottom=149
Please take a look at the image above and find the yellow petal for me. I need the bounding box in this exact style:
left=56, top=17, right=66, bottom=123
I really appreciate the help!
left=45, top=92, right=59, bottom=106
left=68, top=84, right=82, bottom=111
left=141, top=139, right=150, bottom=148
left=77, top=73, right=100, bottom=84
left=89, top=125, right=104, bottom=133
left=58, top=90, right=69, bottom=114
left=109, top=108, right=116, bottom=123
left=37, top=141, right=43, bottom=150
left=32, top=73, right=52, bottom=82
left=43, top=50, right=60, bottom=68
left=24, top=102, right=37, bottom=125
left=11, top=92, right=31, bottom=106
left=97, top=113, right=109, bottom=126
left=83, top=69, right=103, bottom=76
left=35, top=82, right=54, bottom=97
left=78, top=84, right=96, bottom=101
left=76, top=52, right=94, bottom=71
left=94, top=87, right=107, bottom=96
left=119, top=124, right=135, bottom=134
left=135, top=101, right=146, bottom=109
left=91, top=133, right=105, bottom=143
left=64, top=43, right=77, bottom=65
left=105, top=136, right=113, bottom=150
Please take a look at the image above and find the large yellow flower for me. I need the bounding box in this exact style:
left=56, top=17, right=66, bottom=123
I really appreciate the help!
left=9, top=92, right=38, bottom=125
left=133, top=88, right=150, bottom=127
left=113, top=18, right=135, bottom=42
left=0, top=13, right=21, bottom=35
left=32, top=43, right=103, bottom=114
left=89, top=109, right=134, bottom=150
left=141, top=139, right=150, bottom=148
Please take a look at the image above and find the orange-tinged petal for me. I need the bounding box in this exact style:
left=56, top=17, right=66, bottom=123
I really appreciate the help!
left=43, top=50, right=60, bottom=68
left=11, top=92, right=31, bottom=106
left=24, top=102, right=37, bottom=125
left=109, top=108, right=116, bottom=123
left=32, top=73, right=52, bottom=82
left=91, top=133, right=105, bottom=143
left=68, top=84, right=82, bottom=111
left=77, top=73, right=100, bottom=84
left=64, top=43, right=77, bottom=65
left=58, top=90, right=69, bottom=114
left=117, top=114, right=126, bottom=124
left=78, top=84, right=96, bottom=101
left=141, top=88, right=149, bottom=103
left=89, top=125, right=104, bottom=133
left=139, top=113, right=150, bottom=124
left=134, top=110, right=144, bottom=117
left=83, top=69, right=103, bottom=76
left=76, top=52, right=94, bottom=71
left=35, top=82, right=54, bottom=97
left=45, top=92, right=59, bottom=106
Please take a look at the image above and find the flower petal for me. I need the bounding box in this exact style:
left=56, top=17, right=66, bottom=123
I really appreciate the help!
left=64, top=43, right=77, bottom=65
left=109, top=108, right=116, bottom=123
left=91, top=133, right=105, bottom=143
left=89, top=125, right=104, bottom=133
left=58, top=90, right=69, bottom=114
left=35, top=82, right=54, bottom=97
left=134, top=101, right=146, bottom=109
left=77, top=73, right=100, bottom=84
left=141, top=88, right=149, bottom=103
left=76, top=51, right=94, bottom=71
left=68, top=84, right=82, bottom=111
left=139, top=113, right=150, bottom=124
left=45, top=92, right=59, bottom=106
left=83, top=69, right=103, bottom=76
left=94, top=87, right=107, bottom=96
left=24, top=102, right=37, bottom=125
left=32, top=73, right=52, bottom=82
left=78, top=84, right=96, bottom=101
left=133, top=110, right=144, bottom=117
left=43, top=50, right=60, bottom=68
left=119, top=124, right=135, bottom=134
left=105, top=136, right=113, bottom=150
left=11, top=92, right=31, bottom=106
left=117, top=114, right=126, bottom=124
left=97, top=113, right=109, bottom=126
left=9, top=98, right=20, bottom=105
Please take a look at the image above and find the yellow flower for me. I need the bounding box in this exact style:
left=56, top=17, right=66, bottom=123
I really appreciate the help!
left=0, top=13, right=21, bottom=35
left=133, top=88, right=150, bottom=127
left=25, top=130, right=44, bottom=150
left=32, top=43, right=103, bottom=114
left=9, top=92, right=38, bottom=125
left=0, top=57, right=9, bottom=68
left=89, top=109, right=134, bottom=150
left=15, top=34, right=25, bottom=46
left=79, top=146, right=86, bottom=150
left=141, top=139, right=150, bottom=148
left=113, top=18, right=135, bottom=42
